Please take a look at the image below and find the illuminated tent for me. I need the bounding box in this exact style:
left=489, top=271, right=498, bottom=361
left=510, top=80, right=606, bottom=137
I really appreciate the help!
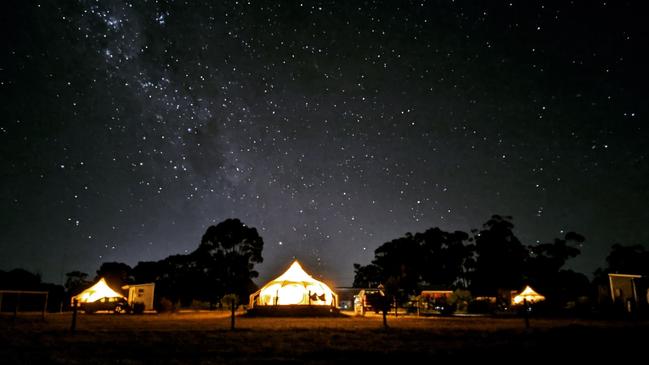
left=72, top=278, right=126, bottom=304
left=512, top=285, right=545, bottom=305
left=249, top=260, right=338, bottom=308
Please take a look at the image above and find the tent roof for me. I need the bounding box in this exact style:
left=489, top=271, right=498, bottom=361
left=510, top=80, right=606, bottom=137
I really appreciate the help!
left=271, top=260, right=321, bottom=285
left=518, top=285, right=543, bottom=297
left=513, top=285, right=545, bottom=304
left=251, top=260, right=338, bottom=306
left=72, top=278, right=125, bottom=303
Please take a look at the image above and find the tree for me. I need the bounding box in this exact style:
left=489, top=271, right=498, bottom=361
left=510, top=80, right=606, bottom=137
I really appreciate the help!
left=415, top=228, right=475, bottom=289
left=604, top=244, right=649, bottom=276
left=192, top=218, right=264, bottom=301
left=96, top=262, right=133, bottom=289
left=371, top=233, right=423, bottom=296
left=525, top=232, right=585, bottom=304
left=121, top=219, right=264, bottom=309
left=352, top=227, right=474, bottom=302
left=470, top=215, right=528, bottom=296
left=132, top=261, right=162, bottom=284
left=0, top=268, right=42, bottom=290
left=352, top=263, right=382, bottom=288
left=64, top=271, right=91, bottom=295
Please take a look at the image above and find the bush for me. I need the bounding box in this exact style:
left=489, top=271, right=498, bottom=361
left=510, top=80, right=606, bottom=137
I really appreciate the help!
left=449, top=289, right=472, bottom=313
left=221, top=294, right=239, bottom=309
left=468, top=298, right=497, bottom=314
left=157, top=297, right=176, bottom=313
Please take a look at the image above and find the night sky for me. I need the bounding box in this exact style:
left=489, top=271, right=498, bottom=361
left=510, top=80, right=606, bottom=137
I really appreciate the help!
left=1, top=1, right=647, bottom=287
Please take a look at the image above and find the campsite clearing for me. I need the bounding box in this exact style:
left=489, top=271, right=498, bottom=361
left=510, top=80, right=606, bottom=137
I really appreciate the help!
left=1, top=312, right=646, bottom=363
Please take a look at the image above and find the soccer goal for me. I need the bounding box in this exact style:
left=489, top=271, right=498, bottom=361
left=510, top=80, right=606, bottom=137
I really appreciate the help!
left=0, top=290, right=49, bottom=318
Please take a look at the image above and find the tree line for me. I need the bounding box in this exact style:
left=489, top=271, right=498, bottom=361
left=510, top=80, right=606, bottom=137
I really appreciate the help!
left=60, top=218, right=263, bottom=311
left=1, top=215, right=648, bottom=313
left=353, top=214, right=648, bottom=312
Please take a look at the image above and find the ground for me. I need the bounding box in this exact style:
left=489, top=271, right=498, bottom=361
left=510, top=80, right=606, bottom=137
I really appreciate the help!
left=1, top=311, right=647, bottom=363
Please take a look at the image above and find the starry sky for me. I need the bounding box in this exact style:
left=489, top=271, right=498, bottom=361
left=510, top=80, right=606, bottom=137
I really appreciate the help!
left=1, top=1, right=647, bottom=287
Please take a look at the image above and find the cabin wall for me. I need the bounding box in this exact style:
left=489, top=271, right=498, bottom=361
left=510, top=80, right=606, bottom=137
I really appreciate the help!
left=128, top=284, right=155, bottom=311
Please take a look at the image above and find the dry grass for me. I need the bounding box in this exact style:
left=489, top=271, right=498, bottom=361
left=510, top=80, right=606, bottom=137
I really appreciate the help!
left=1, top=312, right=646, bottom=363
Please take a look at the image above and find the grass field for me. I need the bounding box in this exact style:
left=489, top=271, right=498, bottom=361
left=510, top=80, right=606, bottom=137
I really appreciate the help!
left=1, top=311, right=647, bottom=363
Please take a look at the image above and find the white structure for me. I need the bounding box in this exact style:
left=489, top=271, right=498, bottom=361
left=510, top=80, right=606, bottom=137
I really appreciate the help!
left=249, top=260, right=337, bottom=308
left=72, top=278, right=125, bottom=304
left=608, top=273, right=642, bottom=313
left=512, top=285, right=546, bottom=305
left=122, top=283, right=155, bottom=311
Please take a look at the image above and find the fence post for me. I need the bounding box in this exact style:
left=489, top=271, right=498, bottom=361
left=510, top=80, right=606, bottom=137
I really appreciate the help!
left=42, top=292, right=49, bottom=320
left=523, top=298, right=530, bottom=330
left=14, top=293, right=20, bottom=319
left=71, top=298, right=78, bottom=333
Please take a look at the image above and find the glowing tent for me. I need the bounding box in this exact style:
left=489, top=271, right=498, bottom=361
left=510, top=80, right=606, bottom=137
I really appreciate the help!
left=249, top=260, right=338, bottom=308
left=512, top=285, right=545, bottom=305
left=72, top=278, right=126, bottom=304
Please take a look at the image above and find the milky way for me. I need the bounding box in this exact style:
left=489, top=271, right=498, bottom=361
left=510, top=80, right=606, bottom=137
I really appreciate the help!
left=1, top=1, right=647, bottom=286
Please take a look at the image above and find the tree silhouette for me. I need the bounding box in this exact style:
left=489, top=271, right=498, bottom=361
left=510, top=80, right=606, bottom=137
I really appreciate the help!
left=352, top=226, right=474, bottom=309
left=371, top=233, right=422, bottom=296
left=604, top=244, right=649, bottom=275
left=352, top=263, right=382, bottom=288
left=64, top=271, right=91, bottom=295
left=0, top=269, right=41, bottom=290
left=192, top=218, right=264, bottom=301
left=415, top=228, right=475, bottom=289
left=96, top=262, right=133, bottom=289
left=470, top=215, right=528, bottom=296
left=525, top=232, right=586, bottom=305
left=132, top=261, right=162, bottom=284
left=126, top=219, right=264, bottom=309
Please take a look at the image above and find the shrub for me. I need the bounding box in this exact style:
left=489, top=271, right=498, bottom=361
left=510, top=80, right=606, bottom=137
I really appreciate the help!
left=157, top=297, right=176, bottom=313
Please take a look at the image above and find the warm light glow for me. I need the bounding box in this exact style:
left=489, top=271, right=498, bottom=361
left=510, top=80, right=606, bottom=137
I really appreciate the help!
left=72, top=278, right=125, bottom=303
left=513, top=285, right=545, bottom=305
left=252, top=260, right=337, bottom=306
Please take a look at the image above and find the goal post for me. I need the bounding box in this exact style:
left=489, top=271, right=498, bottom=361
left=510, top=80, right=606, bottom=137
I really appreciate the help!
left=0, top=290, right=49, bottom=319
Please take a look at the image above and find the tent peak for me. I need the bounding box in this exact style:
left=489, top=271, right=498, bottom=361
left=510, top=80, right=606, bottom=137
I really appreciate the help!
left=249, top=259, right=338, bottom=307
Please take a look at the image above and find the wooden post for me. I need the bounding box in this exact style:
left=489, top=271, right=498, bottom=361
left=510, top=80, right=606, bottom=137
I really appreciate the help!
left=523, top=298, right=530, bottom=330
left=71, top=298, right=78, bottom=333
left=14, top=293, right=20, bottom=319
left=382, top=305, right=388, bottom=329
left=394, top=297, right=398, bottom=317
left=42, top=292, right=49, bottom=320
left=230, top=302, right=236, bottom=331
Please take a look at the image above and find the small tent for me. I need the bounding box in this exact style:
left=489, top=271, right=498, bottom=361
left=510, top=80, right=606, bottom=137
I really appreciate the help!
left=512, top=285, right=545, bottom=305
left=249, top=260, right=338, bottom=308
left=72, top=278, right=125, bottom=304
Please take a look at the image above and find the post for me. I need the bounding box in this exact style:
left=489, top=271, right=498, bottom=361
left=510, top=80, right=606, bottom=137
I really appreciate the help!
left=14, top=293, right=20, bottom=319
left=42, top=292, right=49, bottom=320
left=230, top=302, right=236, bottom=331
left=394, top=297, right=398, bottom=317
left=523, top=298, right=530, bottom=330
left=71, top=298, right=78, bottom=333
